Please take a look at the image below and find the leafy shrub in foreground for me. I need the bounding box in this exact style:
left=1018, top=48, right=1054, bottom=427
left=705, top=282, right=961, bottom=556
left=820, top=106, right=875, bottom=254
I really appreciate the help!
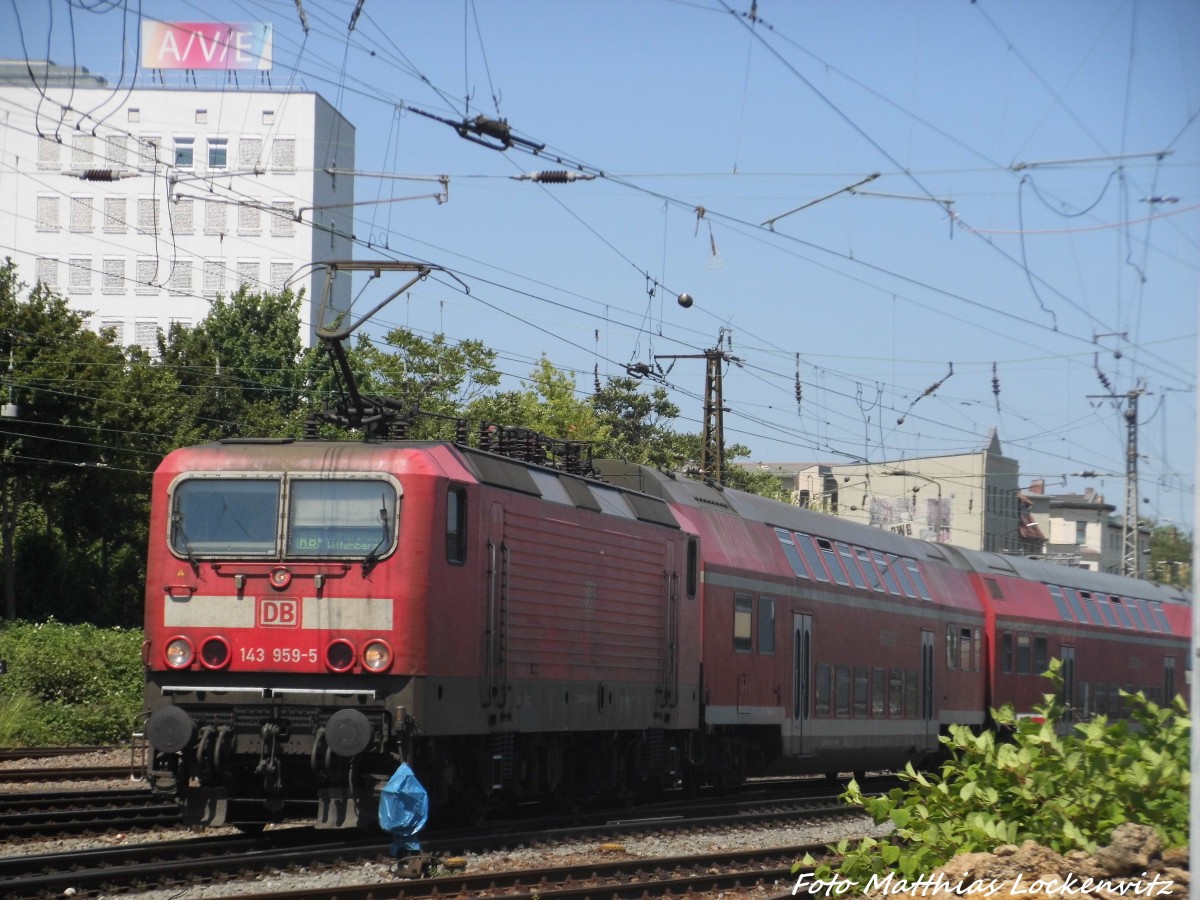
left=805, top=660, right=1189, bottom=884
left=0, top=619, right=144, bottom=745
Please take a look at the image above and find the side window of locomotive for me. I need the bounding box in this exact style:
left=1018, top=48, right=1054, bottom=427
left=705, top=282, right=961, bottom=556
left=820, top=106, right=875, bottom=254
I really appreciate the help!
left=446, top=485, right=467, bottom=564
left=171, top=478, right=279, bottom=556
left=686, top=536, right=698, bottom=598
left=733, top=593, right=753, bottom=652
left=286, top=480, right=397, bottom=558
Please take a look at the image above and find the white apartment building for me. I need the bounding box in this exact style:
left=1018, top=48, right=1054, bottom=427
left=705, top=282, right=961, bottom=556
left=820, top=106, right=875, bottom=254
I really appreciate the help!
left=0, top=61, right=353, bottom=350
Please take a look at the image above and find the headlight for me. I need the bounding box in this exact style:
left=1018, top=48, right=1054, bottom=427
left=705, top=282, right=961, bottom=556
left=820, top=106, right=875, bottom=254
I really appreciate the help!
left=361, top=639, right=392, bottom=672
left=199, top=636, right=230, bottom=669
left=325, top=639, right=355, bottom=672
left=165, top=636, right=194, bottom=669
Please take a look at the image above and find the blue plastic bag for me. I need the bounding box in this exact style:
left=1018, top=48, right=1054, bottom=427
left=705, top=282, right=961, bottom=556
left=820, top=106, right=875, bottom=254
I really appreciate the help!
left=378, top=762, right=429, bottom=854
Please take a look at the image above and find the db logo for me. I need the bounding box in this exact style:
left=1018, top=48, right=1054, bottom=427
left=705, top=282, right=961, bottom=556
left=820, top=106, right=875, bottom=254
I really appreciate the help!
left=257, top=597, right=299, bottom=628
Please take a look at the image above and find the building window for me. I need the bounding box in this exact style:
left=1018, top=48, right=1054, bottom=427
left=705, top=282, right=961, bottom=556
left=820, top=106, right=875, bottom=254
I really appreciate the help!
left=271, top=137, right=295, bottom=171
left=138, top=198, right=160, bottom=234
left=101, top=319, right=125, bottom=342
left=70, top=196, right=93, bottom=232
left=139, top=136, right=160, bottom=168
left=270, top=261, right=291, bottom=293
left=36, top=195, right=59, bottom=231
left=208, top=137, right=228, bottom=169
left=202, top=260, right=224, bottom=297
left=239, top=136, right=263, bottom=169
left=68, top=256, right=92, bottom=293
left=205, top=200, right=228, bottom=235
left=270, top=200, right=295, bottom=237
left=173, top=137, right=194, bottom=168
left=262, top=109, right=275, bottom=125
left=236, top=259, right=259, bottom=290
left=103, top=197, right=127, bottom=233
left=35, top=257, right=58, bottom=288
left=1076, top=521, right=1087, bottom=544
left=134, top=321, right=159, bottom=356
left=127, top=108, right=140, bottom=123
left=167, top=260, right=192, bottom=295
left=101, top=257, right=125, bottom=294
left=170, top=198, right=194, bottom=234
left=71, top=134, right=95, bottom=168
left=195, top=109, right=208, bottom=124
left=136, top=258, right=159, bottom=293
left=105, top=134, right=128, bottom=167
left=238, top=204, right=261, bottom=235
left=38, top=136, right=60, bottom=169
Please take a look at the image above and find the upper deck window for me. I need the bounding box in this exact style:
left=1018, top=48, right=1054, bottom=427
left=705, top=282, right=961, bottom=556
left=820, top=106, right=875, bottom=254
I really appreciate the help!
left=287, top=480, right=398, bottom=558
left=172, top=478, right=279, bottom=557
left=903, top=558, right=932, bottom=600
left=794, top=533, right=830, bottom=582
left=775, top=528, right=809, bottom=578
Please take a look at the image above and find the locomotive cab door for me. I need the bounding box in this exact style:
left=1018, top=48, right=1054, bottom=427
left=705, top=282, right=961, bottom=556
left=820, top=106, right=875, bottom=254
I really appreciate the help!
left=789, top=613, right=812, bottom=757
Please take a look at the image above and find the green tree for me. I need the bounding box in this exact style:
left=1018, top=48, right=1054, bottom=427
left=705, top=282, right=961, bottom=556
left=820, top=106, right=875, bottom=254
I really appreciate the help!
left=468, top=356, right=608, bottom=445
left=1148, top=523, right=1191, bottom=588
left=158, top=285, right=319, bottom=442
left=591, top=375, right=685, bottom=468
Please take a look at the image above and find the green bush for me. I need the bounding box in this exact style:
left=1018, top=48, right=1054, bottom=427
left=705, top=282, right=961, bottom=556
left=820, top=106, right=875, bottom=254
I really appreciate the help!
left=805, top=659, right=1189, bottom=884
left=0, top=619, right=144, bottom=746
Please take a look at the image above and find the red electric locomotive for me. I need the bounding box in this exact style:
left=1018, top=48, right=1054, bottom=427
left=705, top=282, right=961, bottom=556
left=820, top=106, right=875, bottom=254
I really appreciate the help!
left=142, top=436, right=700, bottom=828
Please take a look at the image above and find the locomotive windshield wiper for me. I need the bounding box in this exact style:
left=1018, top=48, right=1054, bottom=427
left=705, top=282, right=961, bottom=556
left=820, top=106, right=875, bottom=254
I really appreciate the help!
left=362, top=494, right=390, bottom=575
left=171, top=511, right=200, bottom=575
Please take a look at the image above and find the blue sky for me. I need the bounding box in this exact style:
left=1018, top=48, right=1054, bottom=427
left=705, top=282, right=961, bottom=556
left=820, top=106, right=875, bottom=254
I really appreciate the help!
left=5, top=0, right=1198, bottom=532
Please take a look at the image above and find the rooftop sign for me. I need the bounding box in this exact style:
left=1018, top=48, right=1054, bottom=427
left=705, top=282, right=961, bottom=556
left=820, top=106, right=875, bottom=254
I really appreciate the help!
left=141, top=22, right=272, bottom=71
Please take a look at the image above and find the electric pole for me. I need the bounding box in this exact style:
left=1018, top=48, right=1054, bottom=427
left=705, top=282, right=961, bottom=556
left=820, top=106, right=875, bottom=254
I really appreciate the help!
left=1088, top=382, right=1148, bottom=578
left=656, top=329, right=741, bottom=485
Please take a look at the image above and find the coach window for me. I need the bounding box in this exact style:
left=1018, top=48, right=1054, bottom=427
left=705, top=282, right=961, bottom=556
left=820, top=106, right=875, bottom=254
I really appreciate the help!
left=973, top=628, right=983, bottom=671
left=287, top=479, right=398, bottom=558
left=815, top=664, right=832, bottom=716
left=1164, top=656, right=1177, bottom=701
left=445, top=485, right=467, bottom=564
left=1016, top=635, right=1032, bottom=674
left=1108, top=595, right=1132, bottom=628
left=1094, top=684, right=1107, bottom=717
left=1033, top=636, right=1048, bottom=675
left=836, top=542, right=867, bottom=589
left=872, top=550, right=902, bottom=594
left=172, top=478, right=279, bottom=557
left=945, top=624, right=958, bottom=670
left=1094, top=596, right=1118, bottom=627
left=1123, top=597, right=1146, bottom=630
left=1077, top=591, right=1103, bottom=626
left=794, top=533, right=830, bottom=582
left=1061, top=587, right=1087, bottom=623
left=835, top=666, right=851, bottom=717
left=855, top=548, right=885, bottom=591
left=757, top=596, right=776, bottom=654
left=890, top=554, right=918, bottom=598
left=960, top=628, right=973, bottom=671
left=904, top=671, right=918, bottom=717
left=734, top=593, right=753, bottom=652
left=1001, top=632, right=1014, bottom=674
left=872, top=668, right=886, bottom=716
left=775, top=528, right=809, bottom=578
left=888, top=669, right=904, bottom=716
left=854, top=667, right=869, bottom=717
left=1047, top=585, right=1073, bottom=622
left=816, top=538, right=849, bottom=586
left=903, top=558, right=933, bottom=600
left=1148, top=602, right=1170, bottom=633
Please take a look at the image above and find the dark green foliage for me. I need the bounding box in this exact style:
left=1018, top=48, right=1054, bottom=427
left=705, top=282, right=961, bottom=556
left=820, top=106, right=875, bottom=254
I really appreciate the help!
left=803, top=661, right=1189, bottom=883
left=0, top=620, right=143, bottom=745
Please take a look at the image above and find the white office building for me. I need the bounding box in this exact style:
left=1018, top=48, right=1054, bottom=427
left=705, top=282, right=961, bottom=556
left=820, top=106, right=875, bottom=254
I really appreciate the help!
left=0, top=60, right=354, bottom=350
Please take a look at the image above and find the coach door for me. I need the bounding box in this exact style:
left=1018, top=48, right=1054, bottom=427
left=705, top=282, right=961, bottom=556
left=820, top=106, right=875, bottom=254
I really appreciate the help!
left=920, top=630, right=935, bottom=749
left=1060, top=646, right=1076, bottom=731
left=790, top=614, right=812, bottom=756
left=482, top=503, right=509, bottom=708
left=660, top=542, right=680, bottom=709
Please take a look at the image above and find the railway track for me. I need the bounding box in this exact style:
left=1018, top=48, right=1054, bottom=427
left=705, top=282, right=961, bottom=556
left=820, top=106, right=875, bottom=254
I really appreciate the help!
left=0, top=787, right=179, bottom=837
left=0, top=790, right=867, bottom=898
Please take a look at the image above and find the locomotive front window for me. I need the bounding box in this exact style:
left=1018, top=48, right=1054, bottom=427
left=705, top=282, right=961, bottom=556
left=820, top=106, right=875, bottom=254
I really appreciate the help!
left=286, top=480, right=398, bottom=558
left=171, top=479, right=280, bottom=556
